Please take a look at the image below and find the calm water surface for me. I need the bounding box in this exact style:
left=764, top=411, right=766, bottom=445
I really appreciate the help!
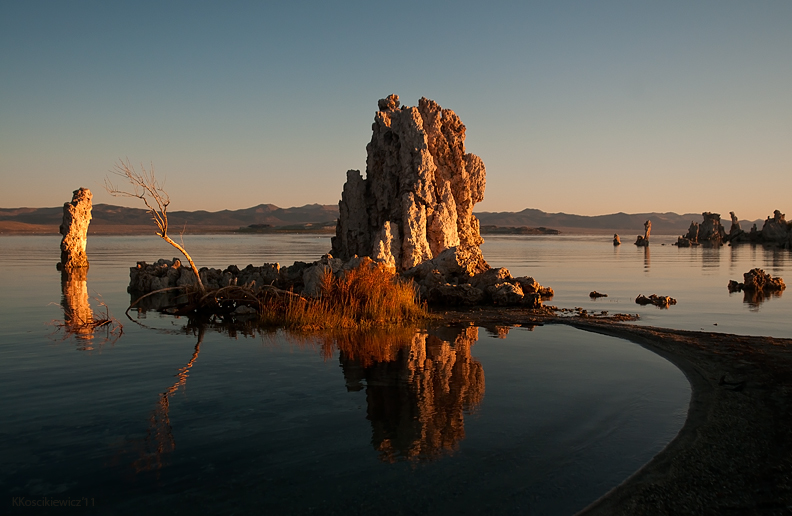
left=5, top=232, right=781, bottom=514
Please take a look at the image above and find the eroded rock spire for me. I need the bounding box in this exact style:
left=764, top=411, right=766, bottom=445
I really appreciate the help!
left=59, top=188, right=92, bottom=270
left=332, top=95, right=487, bottom=271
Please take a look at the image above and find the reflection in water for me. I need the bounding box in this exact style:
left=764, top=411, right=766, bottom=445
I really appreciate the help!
left=339, top=326, right=485, bottom=462
left=131, top=327, right=204, bottom=474
left=58, top=270, right=122, bottom=350
left=60, top=269, right=94, bottom=347
left=643, top=246, right=650, bottom=272
left=701, top=247, right=721, bottom=271
left=741, top=289, right=784, bottom=311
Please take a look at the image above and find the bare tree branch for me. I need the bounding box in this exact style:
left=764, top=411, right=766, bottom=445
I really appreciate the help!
left=106, top=159, right=206, bottom=295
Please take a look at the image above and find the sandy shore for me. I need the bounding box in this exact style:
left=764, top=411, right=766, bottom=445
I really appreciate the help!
left=438, top=307, right=792, bottom=515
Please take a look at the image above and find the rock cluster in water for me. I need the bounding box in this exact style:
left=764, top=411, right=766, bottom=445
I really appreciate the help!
left=129, top=250, right=554, bottom=309
left=676, top=210, right=792, bottom=249
left=728, top=269, right=786, bottom=294
left=331, top=95, right=487, bottom=272
left=58, top=188, right=92, bottom=270
left=129, top=254, right=378, bottom=299
left=635, top=294, right=677, bottom=308
left=128, top=95, right=555, bottom=309
left=634, top=220, right=651, bottom=247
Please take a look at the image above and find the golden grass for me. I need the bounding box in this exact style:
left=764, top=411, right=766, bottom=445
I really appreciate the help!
left=257, top=261, right=428, bottom=331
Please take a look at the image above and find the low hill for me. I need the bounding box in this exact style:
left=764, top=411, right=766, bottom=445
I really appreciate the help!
left=0, top=203, right=764, bottom=235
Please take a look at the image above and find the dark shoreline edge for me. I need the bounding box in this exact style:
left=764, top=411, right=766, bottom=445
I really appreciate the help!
left=437, top=308, right=792, bottom=515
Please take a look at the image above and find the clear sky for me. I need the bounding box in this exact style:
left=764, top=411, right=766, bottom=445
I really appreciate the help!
left=1, top=1, right=790, bottom=220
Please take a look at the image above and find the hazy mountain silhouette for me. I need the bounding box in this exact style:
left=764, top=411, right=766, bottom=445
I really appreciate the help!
left=0, top=203, right=762, bottom=234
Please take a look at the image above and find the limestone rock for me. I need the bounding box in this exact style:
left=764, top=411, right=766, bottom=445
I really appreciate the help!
left=760, top=210, right=790, bottom=246
left=635, top=294, right=677, bottom=308
left=675, top=213, right=726, bottom=247
left=58, top=188, right=92, bottom=270
left=332, top=95, right=487, bottom=271
left=634, top=220, right=651, bottom=247
left=698, top=212, right=727, bottom=246
left=488, top=282, right=524, bottom=306
left=302, top=264, right=332, bottom=297
left=513, top=276, right=554, bottom=298
left=613, top=234, right=621, bottom=246
left=427, top=284, right=485, bottom=306
left=732, top=268, right=786, bottom=293
left=727, top=211, right=747, bottom=242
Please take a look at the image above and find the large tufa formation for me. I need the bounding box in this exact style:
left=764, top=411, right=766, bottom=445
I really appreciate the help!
left=331, top=95, right=487, bottom=272
left=58, top=188, right=92, bottom=270
left=675, top=212, right=727, bottom=247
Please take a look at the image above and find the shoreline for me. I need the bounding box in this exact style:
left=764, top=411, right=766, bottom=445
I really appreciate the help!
left=438, top=307, right=792, bottom=514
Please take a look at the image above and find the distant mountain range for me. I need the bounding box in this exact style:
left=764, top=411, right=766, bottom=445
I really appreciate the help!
left=476, top=208, right=763, bottom=235
left=0, top=202, right=765, bottom=235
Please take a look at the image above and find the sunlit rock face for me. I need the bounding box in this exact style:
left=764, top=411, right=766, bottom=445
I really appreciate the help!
left=331, top=95, right=487, bottom=271
left=59, top=188, right=92, bottom=269
left=339, top=326, right=485, bottom=462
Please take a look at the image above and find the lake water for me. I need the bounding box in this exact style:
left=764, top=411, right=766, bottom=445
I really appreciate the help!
left=3, top=232, right=787, bottom=514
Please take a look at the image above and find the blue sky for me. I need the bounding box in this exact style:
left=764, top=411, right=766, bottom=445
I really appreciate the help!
left=1, top=1, right=790, bottom=219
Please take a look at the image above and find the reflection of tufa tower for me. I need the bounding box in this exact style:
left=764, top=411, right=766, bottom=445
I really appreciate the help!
left=340, top=326, right=484, bottom=462
left=58, top=188, right=96, bottom=348
left=60, top=268, right=95, bottom=349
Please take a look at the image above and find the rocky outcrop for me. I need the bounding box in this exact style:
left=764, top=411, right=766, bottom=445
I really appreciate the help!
left=634, top=220, right=651, bottom=247
left=728, top=268, right=786, bottom=306
left=331, top=95, right=487, bottom=272
left=635, top=294, right=677, bottom=308
left=698, top=212, right=727, bottom=245
left=613, top=234, right=621, bottom=246
left=758, top=210, right=792, bottom=248
left=675, top=210, right=791, bottom=248
left=728, top=211, right=747, bottom=242
left=728, top=269, right=786, bottom=294
left=58, top=188, right=92, bottom=270
left=403, top=254, right=552, bottom=307
left=675, top=212, right=727, bottom=247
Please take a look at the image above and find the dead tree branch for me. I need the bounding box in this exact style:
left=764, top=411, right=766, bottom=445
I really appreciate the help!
left=105, top=159, right=206, bottom=295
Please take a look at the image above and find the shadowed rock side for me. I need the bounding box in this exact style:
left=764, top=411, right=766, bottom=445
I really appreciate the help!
left=58, top=188, right=92, bottom=269
left=331, top=95, right=487, bottom=272
left=634, top=220, right=651, bottom=247
left=339, top=326, right=484, bottom=462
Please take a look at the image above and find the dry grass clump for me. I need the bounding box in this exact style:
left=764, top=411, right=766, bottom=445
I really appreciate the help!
left=258, top=261, right=428, bottom=331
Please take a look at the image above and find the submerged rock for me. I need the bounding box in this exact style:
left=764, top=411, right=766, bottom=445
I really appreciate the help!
left=635, top=294, right=677, bottom=308
left=58, top=188, right=92, bottom=270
